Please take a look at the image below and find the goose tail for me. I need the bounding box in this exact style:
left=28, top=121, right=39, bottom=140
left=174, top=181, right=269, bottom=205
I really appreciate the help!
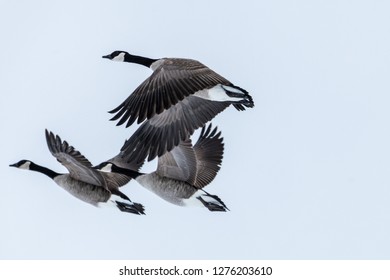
left=221, top=85, right=254, bottom=111
left=196, top=190, right=229, bottom=212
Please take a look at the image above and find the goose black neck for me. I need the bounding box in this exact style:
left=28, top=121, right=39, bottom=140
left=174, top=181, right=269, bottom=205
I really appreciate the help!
left=30, top=162, right=60, bottom=179
left=124, top=53, right=158, bottom=68
left=112, top=165, right=143, bottom=179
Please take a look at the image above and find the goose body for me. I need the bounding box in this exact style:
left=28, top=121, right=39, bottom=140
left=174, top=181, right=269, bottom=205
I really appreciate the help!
left=10, top=130, right=145, bottom=215
left=95, top=124, right=228, bottom=212
left=103, top=51, right=254, bottom=163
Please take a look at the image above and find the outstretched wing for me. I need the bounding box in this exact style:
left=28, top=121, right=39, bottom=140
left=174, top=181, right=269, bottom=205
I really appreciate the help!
left=45, top=130, right=105, bottom=186
left=120, top=96, right=230, bottom=163
left=156, top=138, right=197, bottom=184
left=155, top=123, right=224, bottom=188
left=109, top=58, right=232, bottom=127
left=192, top=124, right=224, bottom=189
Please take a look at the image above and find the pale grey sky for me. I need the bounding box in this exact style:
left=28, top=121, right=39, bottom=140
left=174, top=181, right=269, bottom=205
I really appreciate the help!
left=1, top=0, right=390, bottom=259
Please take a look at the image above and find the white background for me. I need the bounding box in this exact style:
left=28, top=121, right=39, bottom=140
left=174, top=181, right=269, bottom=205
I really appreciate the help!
left=1, top=0, right=390, bottom=259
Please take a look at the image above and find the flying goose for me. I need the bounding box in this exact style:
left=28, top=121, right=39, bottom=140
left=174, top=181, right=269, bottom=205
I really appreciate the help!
left=94, top=124, right=228, bottom=212
left=9, top=130, right=145, bottom=215
left=102, top=51, right=254, bottom=162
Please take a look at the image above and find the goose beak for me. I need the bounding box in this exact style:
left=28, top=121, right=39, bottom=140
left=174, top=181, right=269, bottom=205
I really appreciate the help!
left=102, top=54, right=111, bottom=59
left=9, top=163, right=17, bottom=167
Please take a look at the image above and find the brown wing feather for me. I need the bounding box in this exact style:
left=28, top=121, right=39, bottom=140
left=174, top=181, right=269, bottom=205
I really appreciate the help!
left=120, top=96, right=230, bottom=163
left=156, top=138, right=197, bottom=184
left=45, top=130, right=105, bottom=186
left=193, top=124, right=224, bottom=189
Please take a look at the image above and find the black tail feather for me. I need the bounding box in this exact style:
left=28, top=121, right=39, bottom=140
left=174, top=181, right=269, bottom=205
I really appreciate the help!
left=224, top=85, right=254, bottom=110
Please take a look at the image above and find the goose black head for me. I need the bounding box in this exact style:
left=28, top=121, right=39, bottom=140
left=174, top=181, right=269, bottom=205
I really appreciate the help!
left=102, top=51, right=129, bottom=62
left=93, top=161, right=114, bottom=172
left=10, top=160, right=32, bottom=170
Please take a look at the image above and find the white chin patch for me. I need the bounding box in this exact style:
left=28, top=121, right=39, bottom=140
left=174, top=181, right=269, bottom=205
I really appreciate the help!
left=112, top=52, right=126, bottom=62
left=99, top=163, right=113, bottom=173
left=19, top=161, right=31, bottom=170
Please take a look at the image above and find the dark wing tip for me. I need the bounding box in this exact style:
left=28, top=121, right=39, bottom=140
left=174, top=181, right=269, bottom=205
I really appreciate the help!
left=199, top=123, right=222, bottom=142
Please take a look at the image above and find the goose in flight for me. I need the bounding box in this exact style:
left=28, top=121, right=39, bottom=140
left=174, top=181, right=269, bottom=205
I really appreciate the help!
left=102, top=51, right=254, bottom=162
left=10, top=130, right=145, bottom=215
left=95, top=124, right=228, bottom=212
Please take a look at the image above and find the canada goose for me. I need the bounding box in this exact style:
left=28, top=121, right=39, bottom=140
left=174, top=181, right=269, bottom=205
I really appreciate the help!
left=9, top=130, right=145, bottom=215
left=102, top=51, right=254, bottom=162
left=94, top=124, right=228, bottom=212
